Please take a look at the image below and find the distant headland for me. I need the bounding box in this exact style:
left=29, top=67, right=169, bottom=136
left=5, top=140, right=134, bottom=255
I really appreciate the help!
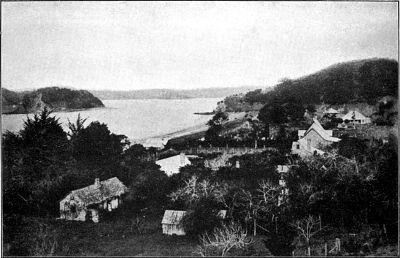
left=2, top=87, right=104, bottom=114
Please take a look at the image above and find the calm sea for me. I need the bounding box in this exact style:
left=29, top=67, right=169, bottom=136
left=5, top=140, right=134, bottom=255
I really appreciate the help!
left=1, top=98, right=220, bottom=146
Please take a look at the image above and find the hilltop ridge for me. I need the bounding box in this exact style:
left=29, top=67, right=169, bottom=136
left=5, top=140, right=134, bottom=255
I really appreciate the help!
left=90, top=86, right=260, bottom=100
left=223, top=58, right=398, bottom=112
left=2, top=87, right=104, bottom=114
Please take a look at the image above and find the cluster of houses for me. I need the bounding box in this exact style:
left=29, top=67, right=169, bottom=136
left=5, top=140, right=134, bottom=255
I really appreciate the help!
left=59, top=108, right=372, bottom=235
left=276, top=108, right=373, bottom=205
left=323, top=108, right=371, bottom=127
left=292, top=108, right=372, bottom=157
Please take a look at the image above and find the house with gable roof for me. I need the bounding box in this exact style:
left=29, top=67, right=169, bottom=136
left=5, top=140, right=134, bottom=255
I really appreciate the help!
left=59, top=177, right=128, bottom=223
left=340, top=110, right=371, bottom=125
left=291, top=118, right=340, bottom=157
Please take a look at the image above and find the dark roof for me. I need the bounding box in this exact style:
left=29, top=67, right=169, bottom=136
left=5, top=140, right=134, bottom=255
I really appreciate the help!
left=68, top=177, right=128, bottom=206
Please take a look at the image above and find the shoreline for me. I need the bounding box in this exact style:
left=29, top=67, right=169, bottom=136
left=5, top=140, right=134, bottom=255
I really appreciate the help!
left=133, top=122, right=210, bottom=148
left=133, top=112, right=249, bottom=148
left=2, top=105, right=106, bottom=115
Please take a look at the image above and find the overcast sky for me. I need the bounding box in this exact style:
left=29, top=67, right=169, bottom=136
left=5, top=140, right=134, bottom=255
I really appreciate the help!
left=1, top=1, right=398, bottom=91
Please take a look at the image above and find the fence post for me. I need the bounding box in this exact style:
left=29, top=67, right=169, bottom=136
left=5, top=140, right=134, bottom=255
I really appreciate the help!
left=335, top=238, right=340, bottom=252
left=324, top=243, right=327, bottom=256
left=319, top=215, right=322, bottom=230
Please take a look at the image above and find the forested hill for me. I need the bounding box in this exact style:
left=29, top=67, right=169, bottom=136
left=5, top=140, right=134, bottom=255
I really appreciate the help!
left=240, top=58, right=398, bottom=108
left=2, top=87, right=104, bottom=114
left=90, top=86, right=259, bottom=100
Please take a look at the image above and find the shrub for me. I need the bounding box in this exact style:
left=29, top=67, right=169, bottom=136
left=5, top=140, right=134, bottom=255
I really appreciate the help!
left=195, top=222, right=254, bottom=256
left=181, top=198, right=224, bottom=237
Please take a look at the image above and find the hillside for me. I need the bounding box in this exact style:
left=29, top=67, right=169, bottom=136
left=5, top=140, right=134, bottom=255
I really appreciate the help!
left=90, top=86, right=259, bottom=100
left=226, top=58, right=398, bottom=111
left=2, top=87, right=104, bottom=114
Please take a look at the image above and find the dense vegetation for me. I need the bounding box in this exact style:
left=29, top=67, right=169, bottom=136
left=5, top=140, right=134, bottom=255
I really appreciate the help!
left=2, top=87, right=104, bottom=114
left=3, top=57, right=398, bottom=256
left=221, top=58, right=398, bottom=116
left=2, top=107, right=397, bottom=256
left=252, top=58, right=397, bottom=105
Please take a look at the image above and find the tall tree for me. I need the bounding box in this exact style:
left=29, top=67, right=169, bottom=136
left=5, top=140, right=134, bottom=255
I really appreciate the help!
left=70, top=121, right=129, bottom=177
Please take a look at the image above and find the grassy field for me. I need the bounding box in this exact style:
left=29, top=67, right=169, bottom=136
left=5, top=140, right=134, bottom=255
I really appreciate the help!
left=4, top=215, right=275, bottom=256
left=4, top=216, right=199, bottom=256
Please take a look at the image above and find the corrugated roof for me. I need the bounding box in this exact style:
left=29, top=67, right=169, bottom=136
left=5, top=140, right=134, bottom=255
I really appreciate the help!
left=162, top=210, right=187, bottom=224
left=68, top=177, right=128, bottom=206
left=161, top=210, right=227, bottom=225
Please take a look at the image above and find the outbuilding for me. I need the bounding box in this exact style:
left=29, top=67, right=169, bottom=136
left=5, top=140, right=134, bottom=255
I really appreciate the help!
left=161, top=210, right=227, bottom=236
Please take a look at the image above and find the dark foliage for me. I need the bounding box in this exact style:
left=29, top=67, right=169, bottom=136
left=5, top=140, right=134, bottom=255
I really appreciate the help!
left=205, top=111, right=228, bottom=145
left=181, top=197, right=224, bottom=237
left=2, top=87, right=104, bottom=114
left=226, top=59, right=398, bottom=115
left=70, top=121, right=129, bottom=177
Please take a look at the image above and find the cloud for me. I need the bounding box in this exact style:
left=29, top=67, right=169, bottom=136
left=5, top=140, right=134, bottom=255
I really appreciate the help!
left=1, top=2, right=398, bottom=90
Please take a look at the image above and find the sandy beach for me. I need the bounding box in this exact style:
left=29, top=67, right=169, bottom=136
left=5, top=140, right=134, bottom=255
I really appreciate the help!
left=134, top=112, right=248, bottom=148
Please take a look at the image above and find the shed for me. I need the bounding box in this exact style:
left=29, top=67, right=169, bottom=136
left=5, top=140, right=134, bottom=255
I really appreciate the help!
left=161, top=210, right=227, bottom=236
left=162, top=210, right=187, bottom=235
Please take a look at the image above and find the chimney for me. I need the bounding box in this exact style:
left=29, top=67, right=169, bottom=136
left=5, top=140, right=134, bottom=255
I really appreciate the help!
left=180, top=153, right=186, bottom=165
left=235, top=160, right=240, bottom=169
left=94, top=178, right=100, bottom=188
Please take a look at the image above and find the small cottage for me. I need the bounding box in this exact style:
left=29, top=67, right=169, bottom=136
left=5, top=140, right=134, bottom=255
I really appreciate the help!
left=161, top=210, right=227, bottom=236
left=59, top=177, right=128, bottom=223
left=162, top=210, right=187, bottom=235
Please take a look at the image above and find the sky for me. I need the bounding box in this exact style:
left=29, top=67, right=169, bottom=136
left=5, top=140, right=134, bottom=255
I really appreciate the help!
left=1, top=1, right=398, bottom=91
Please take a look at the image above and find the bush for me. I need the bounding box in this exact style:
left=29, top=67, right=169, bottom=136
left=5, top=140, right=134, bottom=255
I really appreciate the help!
left=181, top=198, right=224, bottom=237
left=195, top=222, right=254, bottom=256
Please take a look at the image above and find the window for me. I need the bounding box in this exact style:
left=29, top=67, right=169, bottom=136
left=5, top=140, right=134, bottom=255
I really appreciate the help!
left=70, top=205, right=78, bottom=218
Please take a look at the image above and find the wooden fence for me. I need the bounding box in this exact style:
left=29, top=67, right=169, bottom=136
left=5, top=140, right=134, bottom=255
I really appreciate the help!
left=184, top=146, right=277, bottom=155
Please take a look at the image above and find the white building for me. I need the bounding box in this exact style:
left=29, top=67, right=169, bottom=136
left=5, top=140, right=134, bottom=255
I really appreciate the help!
left=341, top=110, right=371, bottom=125
left=156, top=153, right=197, bottom=176
left=291, top=118, right=340, bottom=157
